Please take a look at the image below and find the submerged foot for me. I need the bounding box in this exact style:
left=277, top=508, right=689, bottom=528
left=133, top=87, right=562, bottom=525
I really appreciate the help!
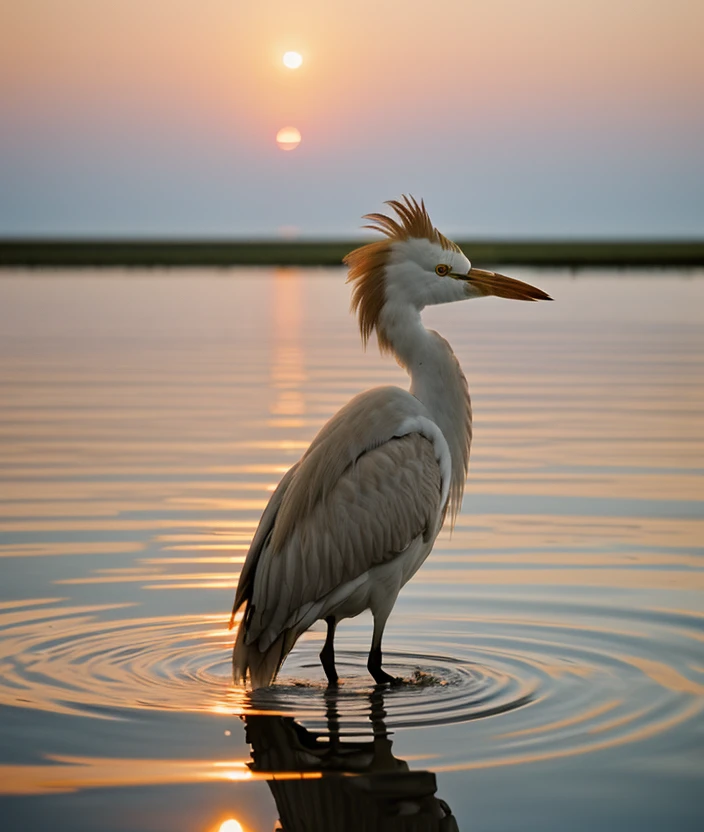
left=370, top=668, right=403, bottom=686
left=368, top=643, right=402, bottom=686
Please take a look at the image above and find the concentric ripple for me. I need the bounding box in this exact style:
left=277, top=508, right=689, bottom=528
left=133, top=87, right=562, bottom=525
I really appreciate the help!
left=0, top=601, right=237, bottom=718
left=250, top=645, right=535, bottom=732
left=1, top=598, right=702, bottom=770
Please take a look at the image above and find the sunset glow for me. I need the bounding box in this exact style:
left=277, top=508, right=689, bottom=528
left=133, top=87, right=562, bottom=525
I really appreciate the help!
left=276, top=126, right=302, bottom=151
left=218, top=821, right=244, bottom=832
left=282, top=51, right=302, bottom=69
left=0, top=1, right=702, bottom=236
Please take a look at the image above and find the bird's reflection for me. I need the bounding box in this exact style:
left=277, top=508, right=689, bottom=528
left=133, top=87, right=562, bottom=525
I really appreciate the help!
left=244, top=688, right=459, bottom=831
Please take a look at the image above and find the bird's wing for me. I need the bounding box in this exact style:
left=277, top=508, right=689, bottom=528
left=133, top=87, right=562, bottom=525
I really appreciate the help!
left=242, top=386, right=451, bottom=651
left=271, top=386, right=451, bottom=548
left=229, top=461, right=299, bottom=627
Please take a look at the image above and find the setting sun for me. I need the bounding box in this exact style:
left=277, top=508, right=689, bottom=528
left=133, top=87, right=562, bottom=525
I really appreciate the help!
left=218, top=820, right=244, bottom=832
left=282, top=51, right=303, bottom=69
left=276, top=126, right=302, bottom=151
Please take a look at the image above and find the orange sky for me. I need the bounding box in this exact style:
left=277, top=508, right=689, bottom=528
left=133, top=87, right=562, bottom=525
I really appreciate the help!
left=1, top=1, right=703, bottom=236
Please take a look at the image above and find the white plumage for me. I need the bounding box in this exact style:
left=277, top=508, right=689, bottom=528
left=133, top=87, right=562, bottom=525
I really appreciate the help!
left=231, top=196, right=551, bottom=688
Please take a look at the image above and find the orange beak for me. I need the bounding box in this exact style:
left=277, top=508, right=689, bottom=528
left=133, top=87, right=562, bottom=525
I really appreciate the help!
left=463, top=267, right=552, bottom=301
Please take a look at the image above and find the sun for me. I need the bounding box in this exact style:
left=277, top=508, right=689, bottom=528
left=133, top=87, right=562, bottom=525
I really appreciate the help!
left=276, top=126, right=302, bottom=151
left=282, top=51, right=303, bottom=69
left=218, top=821, right=244, bottom=832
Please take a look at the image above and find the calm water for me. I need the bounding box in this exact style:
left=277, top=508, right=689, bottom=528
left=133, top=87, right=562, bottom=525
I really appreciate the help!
left=0, top=268, right=703, bottom=831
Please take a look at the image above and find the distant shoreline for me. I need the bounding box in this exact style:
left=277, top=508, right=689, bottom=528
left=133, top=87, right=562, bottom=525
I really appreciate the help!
left=1, top=240, right=703, bottom=268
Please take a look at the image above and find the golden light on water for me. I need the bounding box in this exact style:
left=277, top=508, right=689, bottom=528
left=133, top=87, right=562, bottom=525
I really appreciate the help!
left=271, top=268, right=306, bottom=420
left=1, top=272, right=703, bottom=825
left=275, top=126, right=301, bottom=151
left=282, top=51, right=303, bottom=69
left=0, top=755, right=253, bottom=795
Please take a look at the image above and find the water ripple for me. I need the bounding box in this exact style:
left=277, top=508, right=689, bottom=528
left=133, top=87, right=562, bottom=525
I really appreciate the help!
left=0, top=599, right=701, bottom=770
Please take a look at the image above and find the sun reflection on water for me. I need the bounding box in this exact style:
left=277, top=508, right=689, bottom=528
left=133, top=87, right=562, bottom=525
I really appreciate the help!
left=270, top=268, right=306, bottom=421
left=217, top=821, right=244, bottom=832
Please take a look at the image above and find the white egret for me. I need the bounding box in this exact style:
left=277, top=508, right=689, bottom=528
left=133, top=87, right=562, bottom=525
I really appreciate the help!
left=230, top=196, right=551, bottom=689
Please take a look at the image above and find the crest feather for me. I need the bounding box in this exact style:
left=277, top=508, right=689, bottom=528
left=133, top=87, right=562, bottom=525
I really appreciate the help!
left=343, top=196, right=460, bottom=354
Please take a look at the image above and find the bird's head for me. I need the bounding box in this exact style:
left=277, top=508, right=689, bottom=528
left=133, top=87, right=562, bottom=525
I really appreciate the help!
left=344, top=196, right=551, bottom=352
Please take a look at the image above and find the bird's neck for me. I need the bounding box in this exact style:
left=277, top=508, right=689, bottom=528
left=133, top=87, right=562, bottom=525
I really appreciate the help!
left=379, top=305, right=472, bottom=521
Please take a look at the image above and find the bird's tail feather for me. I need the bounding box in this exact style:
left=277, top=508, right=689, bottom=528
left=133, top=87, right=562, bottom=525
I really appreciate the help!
left=233, top=617, right=297, bottom=689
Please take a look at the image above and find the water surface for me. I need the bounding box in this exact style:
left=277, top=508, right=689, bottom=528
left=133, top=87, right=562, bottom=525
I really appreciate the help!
left=0, top=268, right=703, bottom=831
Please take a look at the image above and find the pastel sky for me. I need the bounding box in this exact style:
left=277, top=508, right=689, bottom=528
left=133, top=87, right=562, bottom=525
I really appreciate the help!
left=1, top=0, right=703, bottom=238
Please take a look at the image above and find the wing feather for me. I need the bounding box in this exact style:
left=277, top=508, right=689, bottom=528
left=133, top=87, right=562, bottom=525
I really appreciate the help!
left=247, top=432, right=442, bottom=649
left=228, top=462, right=299, bottom=627
left=270, top=386, right=438, bottom=553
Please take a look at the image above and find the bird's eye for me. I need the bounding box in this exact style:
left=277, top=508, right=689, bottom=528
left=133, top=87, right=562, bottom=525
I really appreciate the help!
left=435, top=264, right=450, bottom=276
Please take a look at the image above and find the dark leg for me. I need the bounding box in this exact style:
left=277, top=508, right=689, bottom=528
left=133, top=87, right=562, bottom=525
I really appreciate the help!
left=367, top=611, right=402, bottom=686
left=320, top=616, right=338, bottom=686
left=367, top=643, right=398, bottom=685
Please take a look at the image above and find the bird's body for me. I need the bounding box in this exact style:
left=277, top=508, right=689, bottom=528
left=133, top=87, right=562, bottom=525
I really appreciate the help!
left=231, top=197, right=550, bottom=689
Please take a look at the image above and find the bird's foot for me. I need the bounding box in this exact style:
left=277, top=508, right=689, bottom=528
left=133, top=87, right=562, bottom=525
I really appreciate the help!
left=370, top=669, right=403, bottom=686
